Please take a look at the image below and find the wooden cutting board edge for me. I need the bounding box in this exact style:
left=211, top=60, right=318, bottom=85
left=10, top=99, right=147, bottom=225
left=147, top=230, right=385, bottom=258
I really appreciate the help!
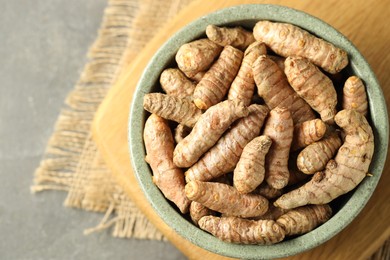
left=92, top=0, right=390, bottom=259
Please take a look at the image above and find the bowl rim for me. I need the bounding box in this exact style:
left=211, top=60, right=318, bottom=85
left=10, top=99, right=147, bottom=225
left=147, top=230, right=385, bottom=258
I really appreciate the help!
left=129, top=4, right=389, bottom=259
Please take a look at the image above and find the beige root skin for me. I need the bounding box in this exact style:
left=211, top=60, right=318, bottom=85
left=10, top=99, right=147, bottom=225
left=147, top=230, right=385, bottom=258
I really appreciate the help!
left=190, top=71, right=206, bottom=83
left=185, top=181, right=269, bottom=218
left=143, top=114, right=190, bottom=213
left=291, top=119, right=327, bottom=151
left=297, top=132, right=342, bottom=174
left=343, top=76, right=368, bottom=116
left=193, top=45, right=243, bottom=110
left=252, top=204, right=289, bottom=221
left=253, top=21, right=348, bottom=74
left=268, top=55, right=286, bottom=71
left=159, top=68, right=196, bottom=99
left=173, top=124, right=191, bottom=144
left=173, top=100, right=248, bottom=168
left=253, top=55, right=316, bottom=124
left=276, top=204, right=332, bottom=236
left=227, top=42, right=267, bottom=106
left=275, top=110, right=374, bottom=209
left=206, top=25, right=255, bottom=50
left=143, top=93, right=202, bottom=128
left=233, top=135, right=272, bottom=194
left=255, top=183, right=283, bottom=200
left=189, top=201, right=216, bottom=226
left=284, top=56, right=338, bottom=124
left=185, top=104, right=269, bottom=182
left=199, top=216, right=285, bottom=245
left=175, top=38, right=222, bottom=78
left=263, top=107, right=294, bottom=189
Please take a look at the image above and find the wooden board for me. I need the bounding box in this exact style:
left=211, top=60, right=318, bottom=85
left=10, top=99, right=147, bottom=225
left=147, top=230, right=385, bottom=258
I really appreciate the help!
left=92, top=0, right=390, bottom=259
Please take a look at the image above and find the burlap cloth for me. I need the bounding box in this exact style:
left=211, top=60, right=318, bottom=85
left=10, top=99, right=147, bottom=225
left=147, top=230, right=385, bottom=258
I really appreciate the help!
left=31, top=0, right=388, bottom=258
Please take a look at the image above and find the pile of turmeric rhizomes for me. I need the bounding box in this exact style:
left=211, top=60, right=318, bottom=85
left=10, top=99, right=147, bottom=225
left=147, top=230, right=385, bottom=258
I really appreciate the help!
left=142, top=21, right=374, bottom=244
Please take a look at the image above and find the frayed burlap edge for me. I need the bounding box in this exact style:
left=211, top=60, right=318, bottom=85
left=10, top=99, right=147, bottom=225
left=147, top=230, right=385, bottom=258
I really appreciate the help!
left=31, top=0, right=152, bottom=239
left=31, top=0, right=194, bottom=240
left=31, top=0, right=138, bottom=193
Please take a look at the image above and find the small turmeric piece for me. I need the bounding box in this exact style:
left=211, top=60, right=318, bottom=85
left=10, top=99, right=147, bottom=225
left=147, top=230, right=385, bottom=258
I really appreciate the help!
left=189, top=201, right=216, bottom=226
left=233, top=135, right=272, bottom=194
left=343, top=76, right=368, bottom=116
left=193, top=45, right=243, bottom=109
left=206, top=24, right=255, bottom=50
left=253, top=55, right=316, bottom=124
left=255, top=183, right=283, bottom=200
left=291, top=119, right=327, bottom=151
left=173, top=100, right=248, bottom=168
left=276, top=204, right=332, bottom=236
left=173, top=124, right=191, bottom=144
left=199, top=216, right=285, bottom=245
left=297, top=132, right=342, bottom=174
left=175, top=38, right=222, bottom=78
left=190, top=71, right=206, bottom=83
left=253, top=204, right=288, bottom=221
left=143, top=114, right=190, bottom=213
left=227, top=42, right=267, bottom=106
left=263, top=107, right=294, bottom=189
left=284, top=56, right=338, bottom=124
left=253, top=21, right=348, bottom=74
left=185, top=104, right=269, bottom=182
left=275, top=110, right=374, bottom=209
left=185, top=180, right=269, bottom=218
left=143, top=93, right=202, bottom=128
left=159, top=68, right=196, bottom=98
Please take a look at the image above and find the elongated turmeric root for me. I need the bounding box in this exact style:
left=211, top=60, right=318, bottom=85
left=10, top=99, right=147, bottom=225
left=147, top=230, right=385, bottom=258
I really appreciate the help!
left=206, top=25, right=255, bottom=50
left=174, top=100, right=248, bottom=168
left=297, top=132, right=342, bottom=174
left=276, top=204, right=332, bottom=236
left=343, top=76, right=368, bottom=116
left=143, top=114, right=190, bottom=213
left=189, top=201, right=216, bottom=226
left=253, top=21, right=348, bottom=74
left=228, top=42, right=267, bottom=106
left=193, top=45, right=243, bottom=109
left=233, top=135, right=272, bottom=194
left=291, top=119, right=327, bottom=151
left=284, top=56, right=338, bottom=124
left=253, top=55, right=315, bottom=124
left=143, top=93, right=202, bottom=128
left=199, top=216, right=285, bottom=244
left=185, top=180, right=269, bottom=218
left=159, top=68, right=196, bottom=98
left=185, top=104, right=269, bottom=182
left=275, top=110, right=374, bottom=209
left=263, top=107, right=294, bottom=189
left=176, top=38, right=222, bottom=78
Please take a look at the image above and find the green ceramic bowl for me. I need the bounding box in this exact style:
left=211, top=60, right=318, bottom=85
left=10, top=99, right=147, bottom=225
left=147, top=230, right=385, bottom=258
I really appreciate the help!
left=129, top=4, right=388, bottom=259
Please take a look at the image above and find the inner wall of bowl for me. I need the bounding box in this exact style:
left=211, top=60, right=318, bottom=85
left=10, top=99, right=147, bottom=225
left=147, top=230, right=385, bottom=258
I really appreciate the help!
left=129, top=4, right=388, bottom=259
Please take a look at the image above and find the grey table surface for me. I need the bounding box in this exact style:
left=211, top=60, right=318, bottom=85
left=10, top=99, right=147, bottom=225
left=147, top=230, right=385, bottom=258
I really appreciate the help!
left=0, top=1, right=186, bottom=259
